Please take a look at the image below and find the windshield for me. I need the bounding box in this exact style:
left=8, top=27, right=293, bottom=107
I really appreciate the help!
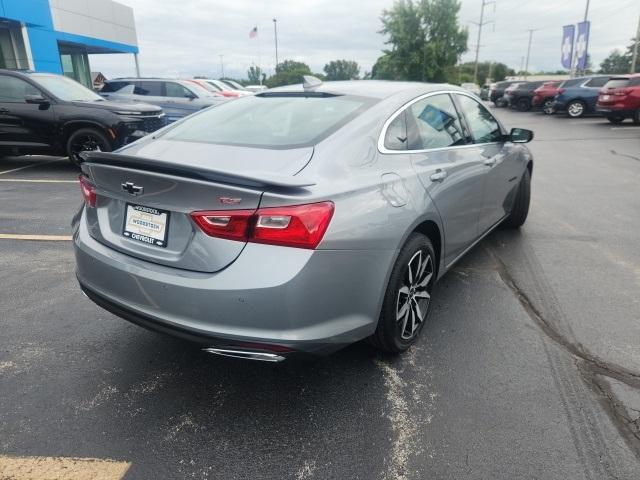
left=185, top=81, right=218, bottom=97
left=161, top=94, right=374, bottom=149
left=225, top=80, right=245, bottom=90
left=33, top=74, right=103, bottom=101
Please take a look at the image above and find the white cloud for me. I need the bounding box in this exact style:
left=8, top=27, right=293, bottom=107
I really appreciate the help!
left=90, top=0, right=640, bottom=80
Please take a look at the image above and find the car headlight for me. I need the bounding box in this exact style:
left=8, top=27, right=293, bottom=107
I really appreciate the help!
left=114, top=111, right=144, bottom=115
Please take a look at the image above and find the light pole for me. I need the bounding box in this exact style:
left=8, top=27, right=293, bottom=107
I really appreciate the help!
left=524, top=29, right=536, bottom=80
left=273, top=18, right=279, bottom=69
left=219, top=54, right=224, bottom=78
left=471, top=0, right=495, bottom=84
left=631, top=14, right=640, bottom=73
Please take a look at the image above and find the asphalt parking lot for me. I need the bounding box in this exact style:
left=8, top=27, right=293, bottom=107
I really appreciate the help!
left=1, top=108, right=639, bottom=479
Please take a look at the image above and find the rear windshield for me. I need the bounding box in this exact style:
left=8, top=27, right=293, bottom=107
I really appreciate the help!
left=161, top=94, right=374, bottom=149
left=604, top=79, right=630, bottom=89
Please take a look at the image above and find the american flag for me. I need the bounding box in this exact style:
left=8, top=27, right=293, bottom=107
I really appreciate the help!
left=249, top=26, right=257, bottom=39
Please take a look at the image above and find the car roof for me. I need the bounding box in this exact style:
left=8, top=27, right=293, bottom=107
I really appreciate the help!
left=265, top=80, right=464, bottom=100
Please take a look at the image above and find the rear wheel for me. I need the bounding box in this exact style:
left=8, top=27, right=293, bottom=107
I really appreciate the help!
left=502, top=168, right=531, bottom=228
left=516, top=97, right=531, bottom=112
left=542, top=99, right=554, bottom=115
left=607, top=116, right=625, bottom=124
left=66, top=128, right=112, bottom=165
left=566, top=100, right=586, bottom=118
left=370, top=234, right=435, bottom=353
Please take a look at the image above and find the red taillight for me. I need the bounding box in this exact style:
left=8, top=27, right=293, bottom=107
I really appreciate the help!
left=78, top=175, right=96, bottom=207
left=190, top=209, right=254, bottom=241
left=191, top=201, right=335, bottom=249
left=221, top=91, right=239, bottom=97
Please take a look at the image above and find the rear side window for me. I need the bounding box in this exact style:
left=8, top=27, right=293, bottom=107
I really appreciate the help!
left=161, top=94, right=374, bottom=149
left=559, top=78, right=583, bottom=88
left=585, top=77, right=609, bottom=88
left=384, top=112, right=408, bottom=151
left=604, top=79, right=630, bottom=89
left=165, top=82, right=193, bottom=98
left=455, top=94, right=503, bottom=144
left=405, top=94, right=465, bottom=150
left=0, top=75, right=40, bottom=102
left=101, top=81, right=129, bottom=93
left=135, top=81, right=162, bottom=96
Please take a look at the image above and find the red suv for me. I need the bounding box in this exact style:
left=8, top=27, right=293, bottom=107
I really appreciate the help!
left=596, top=74, right=640, bottom=124
left=532, top=81, right=562, bottom=115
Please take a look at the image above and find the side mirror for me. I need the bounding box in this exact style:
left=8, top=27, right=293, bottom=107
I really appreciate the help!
left=509, top=127, right=533, bottom=143
left=25, top=94, right=50, bottom=105
left=186, top=92, right=197, bottom=100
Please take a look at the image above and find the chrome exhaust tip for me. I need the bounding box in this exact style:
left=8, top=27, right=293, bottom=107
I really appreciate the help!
left=202, top=347, right=285, bottom=362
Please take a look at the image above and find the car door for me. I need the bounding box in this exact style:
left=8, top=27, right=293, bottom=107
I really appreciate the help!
left=164, top=81, right=199, bottom=119
left=399, top=92, right=487, bottom=266
left=0, top=74, right=56, bottom=149
left=453, top=93, right=520, bottom=234
left=582, top=76, right=610, bottom=111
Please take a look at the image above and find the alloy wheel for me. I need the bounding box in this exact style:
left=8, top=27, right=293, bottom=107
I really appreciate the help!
left=543, top=100, right=554, bottom=115
left=70, top=135, right=105, bottom=162
left=567, top=102, right=584, bottom=118
left=396, top=250, right=433, bottom=340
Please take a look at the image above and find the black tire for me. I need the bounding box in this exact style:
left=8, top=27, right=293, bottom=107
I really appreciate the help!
left=607, top=116, right=625, bottom=125
left=566, top=100, right=586, bottom=118
left=370, top=233, right=436, bottom=353
left=633, top=109, right=640, bottom=126
left=66, top=128, right=112, bottom=165
left=542, top=98, right=554, bottom=115
left=516, top=97, right=531, bottom=112
left=502, top=168, right=531, bottom=229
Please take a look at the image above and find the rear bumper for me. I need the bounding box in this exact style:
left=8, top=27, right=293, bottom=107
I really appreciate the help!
left=596, top=106, right=635, bottom=117
left=74, top=210, right=394, bottom=356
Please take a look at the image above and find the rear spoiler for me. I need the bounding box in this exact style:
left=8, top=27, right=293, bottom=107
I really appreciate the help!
left=80, top=151, right=315, bottom=190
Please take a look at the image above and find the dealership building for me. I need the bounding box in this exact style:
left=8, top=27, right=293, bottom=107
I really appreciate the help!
left=0, top=0, right=138, bottom=88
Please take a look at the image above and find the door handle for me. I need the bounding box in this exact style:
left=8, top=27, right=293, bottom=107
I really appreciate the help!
left=429, top=169, right=447, bottom=182
left=484, top=157, right=497, bottom=167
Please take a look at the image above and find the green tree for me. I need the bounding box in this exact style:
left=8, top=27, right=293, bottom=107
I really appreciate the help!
left=265, top=60, right=313, bottom=88
left=373, top=0, right=468, bottom=82
left=599, top=49, right=631, bottom=74
left=453, top=61, right=513, bottom=85
left=323, top=60, right=360, bottom=80
left=247, top=65, right=263, bottom=84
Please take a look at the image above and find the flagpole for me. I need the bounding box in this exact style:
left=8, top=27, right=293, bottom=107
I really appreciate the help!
left=258, top=27, right=262, bottom=85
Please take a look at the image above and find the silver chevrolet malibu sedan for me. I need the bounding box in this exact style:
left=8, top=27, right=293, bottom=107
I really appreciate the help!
left=74, top=78, right=533, bottom=362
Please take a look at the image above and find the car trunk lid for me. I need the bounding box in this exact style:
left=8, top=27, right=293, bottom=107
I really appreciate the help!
left=80, top=144, right=314, bottom=273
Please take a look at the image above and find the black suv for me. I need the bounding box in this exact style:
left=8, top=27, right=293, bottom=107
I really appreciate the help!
left=0, top=70, right=165, bottom=163
left=502, top=81, right=546, bottom=111
left=489, top=80, right=520, bottom=107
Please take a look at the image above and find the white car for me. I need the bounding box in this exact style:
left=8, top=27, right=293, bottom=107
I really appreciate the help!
left=245, top=84, right=268, bottom=93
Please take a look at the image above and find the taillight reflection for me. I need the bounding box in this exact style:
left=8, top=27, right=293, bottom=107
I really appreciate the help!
left=78, top=175, right=96, bottom=207
left=191, top=201, right=335, bottom=249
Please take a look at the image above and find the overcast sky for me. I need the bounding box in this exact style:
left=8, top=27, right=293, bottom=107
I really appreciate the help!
left=90, top=0, right=640, bottom=80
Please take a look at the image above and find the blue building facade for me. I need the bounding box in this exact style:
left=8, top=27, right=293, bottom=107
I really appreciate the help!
left=0, top=0, right=138, bottom=87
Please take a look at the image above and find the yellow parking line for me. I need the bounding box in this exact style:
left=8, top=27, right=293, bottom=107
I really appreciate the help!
left=0, top=158, right=63, bottom=176
left=0, top=178, right=78, bottom=183
left=0, top=234, right=72, bottom=241
left=0, top=455, right=130, bottom=479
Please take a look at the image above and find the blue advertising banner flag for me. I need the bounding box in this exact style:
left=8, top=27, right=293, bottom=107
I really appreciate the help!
left=561, top=25, right=575, bottom=70
left=576, top=21, right=590, bottom=70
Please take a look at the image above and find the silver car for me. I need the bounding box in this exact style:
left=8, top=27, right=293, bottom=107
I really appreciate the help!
left=74, top=79, right=533, bottom=361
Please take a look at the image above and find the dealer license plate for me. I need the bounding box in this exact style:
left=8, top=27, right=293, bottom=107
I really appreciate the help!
left=123, top=203, right=169, bottom=248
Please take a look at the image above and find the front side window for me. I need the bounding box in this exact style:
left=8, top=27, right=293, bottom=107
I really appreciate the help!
left=455, top=94, right=503, bottom=144
left=101, top=81, right=129, bottom=93
left=165, top=82, right=193, bottom=98
left=161, top=94, right=374, bottom=149
left=405, top=94, right=465, bottom=150
left=0, top=76, right=40, bottom=102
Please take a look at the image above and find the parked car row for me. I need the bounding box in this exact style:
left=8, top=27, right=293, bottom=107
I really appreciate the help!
left=488, top=74, right=640, bottom=124
left=0, top=70, right=257, bottom=164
